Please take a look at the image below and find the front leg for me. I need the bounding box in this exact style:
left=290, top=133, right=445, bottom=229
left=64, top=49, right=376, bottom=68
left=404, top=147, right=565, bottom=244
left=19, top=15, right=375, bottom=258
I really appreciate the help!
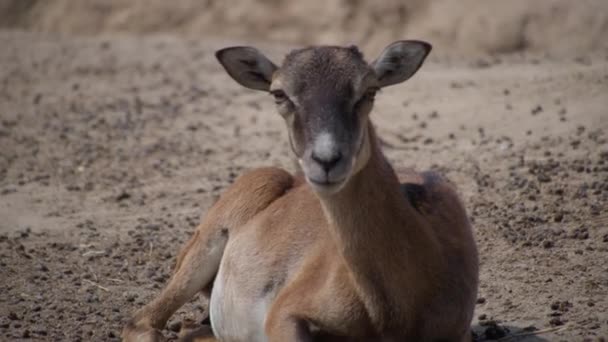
left=264, top=255, right=369, bottom=342
left=178, top=323, right=218, bottom=342
left=266, top=313, right=314, bottom=342
left=123, top=168, right=294, bottom=341
left=122, top=219, right=227, bottom=342
left=264, top=264, right=319, bottom=342
left=266, top=312, right=360, bottom=342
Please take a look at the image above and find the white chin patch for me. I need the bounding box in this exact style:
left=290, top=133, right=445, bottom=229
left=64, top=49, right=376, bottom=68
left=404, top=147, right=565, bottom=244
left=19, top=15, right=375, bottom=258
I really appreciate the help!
left=306, top=178, right=346, bottom=195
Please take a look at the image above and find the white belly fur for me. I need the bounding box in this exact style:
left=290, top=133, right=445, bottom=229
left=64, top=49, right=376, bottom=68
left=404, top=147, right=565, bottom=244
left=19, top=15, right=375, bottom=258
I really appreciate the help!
left=209, top=238, right=273, bottom=342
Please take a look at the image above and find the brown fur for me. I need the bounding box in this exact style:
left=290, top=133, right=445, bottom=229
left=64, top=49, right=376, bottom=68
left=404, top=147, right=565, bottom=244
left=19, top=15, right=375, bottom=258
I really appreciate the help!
left=123, top=42, right=478, bottom=342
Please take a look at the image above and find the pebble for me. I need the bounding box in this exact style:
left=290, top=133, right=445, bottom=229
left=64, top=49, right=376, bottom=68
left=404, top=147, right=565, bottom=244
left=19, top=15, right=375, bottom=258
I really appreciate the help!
left=531, top=105, right=543, bottom=115
left=549, top=317, right=564, bottom=326
left=168, top=320, right=182, bottom=333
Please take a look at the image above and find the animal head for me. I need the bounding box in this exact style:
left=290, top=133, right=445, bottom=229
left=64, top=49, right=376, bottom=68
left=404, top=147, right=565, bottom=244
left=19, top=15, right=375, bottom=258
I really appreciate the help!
left=216, top=41, right=431, bottom=194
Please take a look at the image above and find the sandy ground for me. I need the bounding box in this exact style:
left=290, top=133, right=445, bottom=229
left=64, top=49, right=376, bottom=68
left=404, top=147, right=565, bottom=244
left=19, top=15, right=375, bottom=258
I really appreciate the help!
left=3, top=0, right=608, bottom=56
left=0, top=30, right=607, bottom=341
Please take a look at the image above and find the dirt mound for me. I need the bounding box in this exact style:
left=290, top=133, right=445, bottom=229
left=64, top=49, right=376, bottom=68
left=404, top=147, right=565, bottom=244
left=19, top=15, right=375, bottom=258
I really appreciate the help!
left=2, top=0, right=608, bottom=56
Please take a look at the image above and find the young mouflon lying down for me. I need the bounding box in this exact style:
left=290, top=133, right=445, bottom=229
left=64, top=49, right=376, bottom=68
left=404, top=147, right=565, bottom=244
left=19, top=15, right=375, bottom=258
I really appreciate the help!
left=123, top=40, right=479, bottom=342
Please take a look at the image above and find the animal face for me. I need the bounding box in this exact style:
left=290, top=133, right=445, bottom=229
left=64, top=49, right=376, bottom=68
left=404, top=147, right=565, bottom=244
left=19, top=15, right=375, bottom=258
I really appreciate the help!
left=216, top=41, right=431, bottom=194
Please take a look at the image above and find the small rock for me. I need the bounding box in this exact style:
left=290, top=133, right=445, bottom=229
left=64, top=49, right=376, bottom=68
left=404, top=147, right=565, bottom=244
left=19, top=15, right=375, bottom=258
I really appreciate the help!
left=531, top=105, right=543, bottom=115
left=550, top=300, right=572, bottom=312
left=145, top=224, right=161, bottom=231
left=473, top=59, right=491, bottom=68
left=124, top=292, right=138, bottom=302
left=449, top=81, right=463, bottom=89
left=0, top=188, right=17, bottom=195
left=537, top=173, right=551, bottom=183
left=484, top=322, right=507, bottom=339
left=33, top=93, right=42, bottom=105
left=168, top=320, right=182, bottom=333
left=33, top=327, right=47, bottom=336
left=570, top=227, right=589, bottom=240
left=554, top=213, right=564, bottom=222
left=542, top=240, right=554, bottom=249
left=116, top=192, right=131, bottom=202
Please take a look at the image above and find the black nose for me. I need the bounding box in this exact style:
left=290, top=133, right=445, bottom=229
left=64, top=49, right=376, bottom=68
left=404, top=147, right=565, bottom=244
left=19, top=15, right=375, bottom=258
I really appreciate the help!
left=311, top=151, right=342, bottom=172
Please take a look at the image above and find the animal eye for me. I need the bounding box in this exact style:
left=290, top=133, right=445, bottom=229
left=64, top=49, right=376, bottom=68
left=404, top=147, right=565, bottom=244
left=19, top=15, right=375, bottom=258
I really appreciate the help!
left=270, top=90, right=289, bottom=104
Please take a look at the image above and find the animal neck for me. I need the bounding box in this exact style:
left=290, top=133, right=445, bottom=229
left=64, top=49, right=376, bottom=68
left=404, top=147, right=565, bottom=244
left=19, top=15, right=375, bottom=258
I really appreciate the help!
left=316, top=124, right=438, bottom=326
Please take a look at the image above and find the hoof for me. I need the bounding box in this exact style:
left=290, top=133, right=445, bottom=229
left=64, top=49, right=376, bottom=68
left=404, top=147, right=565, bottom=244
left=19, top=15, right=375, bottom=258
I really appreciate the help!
left=178, top=319, right=216, bottom=342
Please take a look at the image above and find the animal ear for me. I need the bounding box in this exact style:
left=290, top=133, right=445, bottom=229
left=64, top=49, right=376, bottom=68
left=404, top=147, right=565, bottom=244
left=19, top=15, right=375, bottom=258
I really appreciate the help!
left=215, top=46, right=278, bottom=91
left=371, top=40, right=432, bottom=88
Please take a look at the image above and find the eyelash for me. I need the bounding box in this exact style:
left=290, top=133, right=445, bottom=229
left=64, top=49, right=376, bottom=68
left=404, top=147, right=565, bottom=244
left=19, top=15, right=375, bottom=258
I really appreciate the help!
left=270, top=90, right=289, bottom=104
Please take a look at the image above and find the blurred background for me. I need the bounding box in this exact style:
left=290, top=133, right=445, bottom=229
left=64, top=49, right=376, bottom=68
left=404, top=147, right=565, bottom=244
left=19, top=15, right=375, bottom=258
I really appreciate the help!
left=2, top=0, right=608, bottom=57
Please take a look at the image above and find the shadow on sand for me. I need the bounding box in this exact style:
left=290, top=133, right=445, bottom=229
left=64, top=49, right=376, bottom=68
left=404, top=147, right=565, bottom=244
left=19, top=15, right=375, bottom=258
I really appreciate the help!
left=473, top=323, right=553, bottom=342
